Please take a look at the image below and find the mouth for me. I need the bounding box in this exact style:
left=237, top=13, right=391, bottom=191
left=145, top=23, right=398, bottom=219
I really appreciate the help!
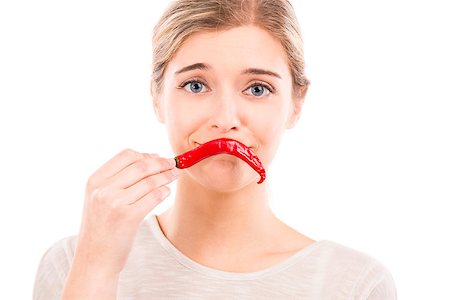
left=177, top=138, right=265, bottom=183
left=195, top=140, right=255, bottom=150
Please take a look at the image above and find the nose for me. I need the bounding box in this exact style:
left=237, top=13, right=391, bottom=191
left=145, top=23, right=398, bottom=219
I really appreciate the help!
left=208, top=91, right=241, bottom=133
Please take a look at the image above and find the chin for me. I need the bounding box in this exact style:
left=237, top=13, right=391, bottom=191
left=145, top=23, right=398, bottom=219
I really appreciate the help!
left=188, top=160, right=257, bottom=193
left=201, top=177, right=249, bottom=193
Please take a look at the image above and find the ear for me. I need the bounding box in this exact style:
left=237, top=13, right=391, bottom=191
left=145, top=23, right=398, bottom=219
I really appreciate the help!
left=151, top=80, right=165, bottom=123
left=286, top=84, right=308, bottom=129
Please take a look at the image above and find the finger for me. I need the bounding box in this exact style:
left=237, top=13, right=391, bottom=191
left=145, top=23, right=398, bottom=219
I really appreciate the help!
left=89, top=149, right=155, bottom=187
left=107, top=157, right=176, bottom=189
left=123, top=168, right=178, bottom=204
left=130, top=185, right=171, bottom=219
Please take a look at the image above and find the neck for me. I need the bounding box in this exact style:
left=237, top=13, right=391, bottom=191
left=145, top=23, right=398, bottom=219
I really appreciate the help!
left=157, top=172, right=285, bottom=259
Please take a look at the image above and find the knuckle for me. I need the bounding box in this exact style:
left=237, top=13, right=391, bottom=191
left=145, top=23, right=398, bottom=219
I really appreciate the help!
left=155, top=186, right=169, bottom=200
left=121, top=148, right=139, bottom=158
left=86, top=176, right=97, bottom=190
left=147, top=188, right=162, bottom=202
left=109, top=202, right=127, bottom=220
left=145, top=176, right=157, bottom=189
left=90, top=186, right=109, bottom=202
left=142, top=153, right=153, bottom=159
left=165, top=169, right=175, bottom=180
left=160, top=186, right=170, bottom=199
left=156, top=157, right=171, bottom=169
left=136, top=160, right=151, bottom=173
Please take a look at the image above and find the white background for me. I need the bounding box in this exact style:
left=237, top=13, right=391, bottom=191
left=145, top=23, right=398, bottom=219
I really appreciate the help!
left=1, top=0, right=449, bottom=299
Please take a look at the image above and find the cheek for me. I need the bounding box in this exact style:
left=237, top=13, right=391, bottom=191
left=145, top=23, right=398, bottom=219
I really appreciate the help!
left=252, top=101, right=289, bottom=137
left=250, top=101, right=291, bottom=163
left=164, top=95, right=207, bottom=151
left=166, top=98, right=188, bottom=130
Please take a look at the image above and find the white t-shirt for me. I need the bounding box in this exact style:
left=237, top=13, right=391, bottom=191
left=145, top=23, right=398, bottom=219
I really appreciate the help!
left=33, top=214, right=397, bottom=299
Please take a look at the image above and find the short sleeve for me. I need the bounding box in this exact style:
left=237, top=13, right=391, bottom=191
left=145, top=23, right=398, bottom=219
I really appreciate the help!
left=352, top=258, right=397, bottom=300
left=366, top=267, right=397, bottom=300
left=32, top=236, right=77, bottom=300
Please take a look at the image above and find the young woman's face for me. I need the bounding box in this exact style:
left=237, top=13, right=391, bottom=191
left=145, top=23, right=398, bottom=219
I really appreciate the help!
left=154, top=25, right=304, bottom=191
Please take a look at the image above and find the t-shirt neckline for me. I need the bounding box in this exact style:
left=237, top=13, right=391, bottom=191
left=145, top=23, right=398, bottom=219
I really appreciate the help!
left=147, top=214, right=325, bottom=281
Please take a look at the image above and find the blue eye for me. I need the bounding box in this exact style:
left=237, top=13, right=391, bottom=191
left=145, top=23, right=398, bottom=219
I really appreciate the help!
left=181, top=80, right=206, bottom=93
left=245, top=83, right=273, bottom=97
left=250, top=85, right=265, bottom=96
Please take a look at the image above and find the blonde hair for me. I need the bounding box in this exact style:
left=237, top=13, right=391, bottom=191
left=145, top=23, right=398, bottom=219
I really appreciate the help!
left=152, top=0, right=310, bottom=98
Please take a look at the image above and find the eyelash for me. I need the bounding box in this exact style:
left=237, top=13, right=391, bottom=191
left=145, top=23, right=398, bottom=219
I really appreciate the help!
left=248, top=81, right=274, bottom=94
left=178, top=78, right=275, bottom=95
left=177, top=79, right=204, bottom=90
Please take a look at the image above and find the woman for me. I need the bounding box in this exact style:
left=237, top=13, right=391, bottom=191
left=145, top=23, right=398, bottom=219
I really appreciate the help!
left=33, top=0, right=397, bottom=299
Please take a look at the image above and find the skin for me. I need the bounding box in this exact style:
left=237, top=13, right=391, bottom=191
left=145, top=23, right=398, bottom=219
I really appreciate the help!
left=151, top=25, right=315, bottom=272
left=60, top=25, right=314, bottom=300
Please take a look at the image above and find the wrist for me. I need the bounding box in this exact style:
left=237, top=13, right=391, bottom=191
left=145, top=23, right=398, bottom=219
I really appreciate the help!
left=71, top=244, right=123, bottom=278
left=63, top=253, right=120, bottom=300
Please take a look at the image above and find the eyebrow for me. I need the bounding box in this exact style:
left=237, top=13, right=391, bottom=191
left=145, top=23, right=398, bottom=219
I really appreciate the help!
left=175, top=63, right=210, bottom=74
left=243, top=67, right=282, bottom=79
left=174, top=62, right=282, bottom=79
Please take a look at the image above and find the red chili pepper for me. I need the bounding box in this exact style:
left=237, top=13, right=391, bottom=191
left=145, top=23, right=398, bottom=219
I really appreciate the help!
left=174, top=138, right=266, bottom=184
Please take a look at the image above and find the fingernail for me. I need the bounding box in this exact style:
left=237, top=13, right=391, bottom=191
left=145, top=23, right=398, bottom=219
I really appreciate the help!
left=168, top=158, right=176, bottom=167
left=171, top=168, right=180, bottom=177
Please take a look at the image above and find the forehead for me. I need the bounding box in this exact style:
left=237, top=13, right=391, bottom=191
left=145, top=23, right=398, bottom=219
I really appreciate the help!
left=166, top=25, right=291, bottom=78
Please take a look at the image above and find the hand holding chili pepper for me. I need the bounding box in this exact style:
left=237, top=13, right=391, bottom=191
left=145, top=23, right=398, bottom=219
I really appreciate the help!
left=174, top=138, right=266, bottom=184
left=62, top=149, right=178, bottom=298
